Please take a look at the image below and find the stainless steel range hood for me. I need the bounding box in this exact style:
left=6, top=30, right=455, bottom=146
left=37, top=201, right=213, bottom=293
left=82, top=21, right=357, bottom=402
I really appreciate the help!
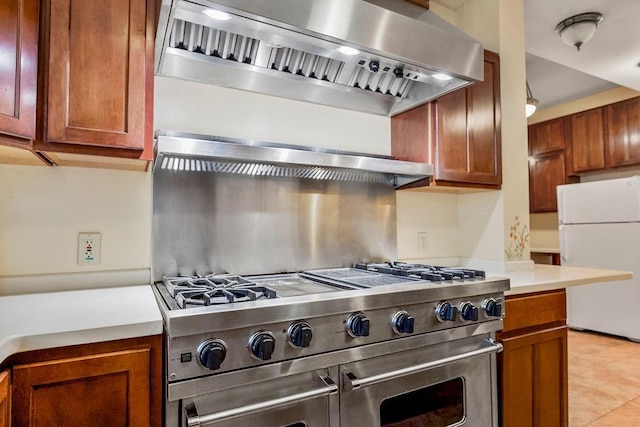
left=154, top=130, right=433, bottom=188
left=155, top=0, right=484, bottom=116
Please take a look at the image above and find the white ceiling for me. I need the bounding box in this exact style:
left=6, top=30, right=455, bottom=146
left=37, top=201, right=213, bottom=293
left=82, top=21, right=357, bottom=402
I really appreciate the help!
left=432, top=0, right=640, bottom=110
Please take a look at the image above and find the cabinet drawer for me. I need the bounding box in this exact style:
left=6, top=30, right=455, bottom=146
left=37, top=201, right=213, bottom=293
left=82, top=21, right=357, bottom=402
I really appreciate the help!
left=502, top=290, right=566, bottom=333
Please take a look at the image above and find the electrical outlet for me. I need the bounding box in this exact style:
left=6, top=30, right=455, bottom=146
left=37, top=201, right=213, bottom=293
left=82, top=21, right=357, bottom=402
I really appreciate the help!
left=78, top=232, right=101, bottom=265
left=417, top=232, right=428, bottom=254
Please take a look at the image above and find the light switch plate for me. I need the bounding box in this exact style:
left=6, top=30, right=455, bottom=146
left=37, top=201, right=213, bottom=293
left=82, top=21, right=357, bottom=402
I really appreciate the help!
left=78, top=232, right=101, bottom=265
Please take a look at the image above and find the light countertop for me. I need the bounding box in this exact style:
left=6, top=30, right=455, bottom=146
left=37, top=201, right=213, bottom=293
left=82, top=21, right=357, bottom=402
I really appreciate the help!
left=0, top=284, right=163, bottom=365
left=495, top=264, right=633, bottom=296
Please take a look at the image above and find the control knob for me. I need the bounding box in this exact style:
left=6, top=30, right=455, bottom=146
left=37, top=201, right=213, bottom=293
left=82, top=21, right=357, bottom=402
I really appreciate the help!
left=392, top=311, right=415, bottom=334
left=482, top=298, right=503, bottom=318
left=435, top=301, right=457, bottom=322
left=459, top=301, right=479, bottom=321
left=248, top=331, right=276, bottom=360
left=346, top=312, right=370, bottom=337
left=288, top=320, right=313, bottom=348
left=369, top=60, right=380, bottom=73
left=197, top=339, right=227, bottom=371
left=393, top=67, right=404, bottom=78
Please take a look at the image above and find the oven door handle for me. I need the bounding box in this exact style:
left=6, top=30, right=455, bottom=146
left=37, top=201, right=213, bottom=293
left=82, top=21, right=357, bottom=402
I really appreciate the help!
left=184, top=375, right=338, bottom=427
left=342, top=338, right=503, bottom=391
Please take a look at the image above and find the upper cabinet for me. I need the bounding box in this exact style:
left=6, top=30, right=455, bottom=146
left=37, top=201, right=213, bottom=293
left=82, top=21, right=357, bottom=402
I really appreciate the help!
left=528, top=118, right=565, bottom=156
left=528, top=96, right=640, bottom=213
left=567, top=107, right=605, bottom=173
left=391, top=50, right=502, bottom=189
left=606, top=97, right=640, bottom=168
left=0, top=0, right=155, bottom=170
left=0, top=0, right=38, bottom=143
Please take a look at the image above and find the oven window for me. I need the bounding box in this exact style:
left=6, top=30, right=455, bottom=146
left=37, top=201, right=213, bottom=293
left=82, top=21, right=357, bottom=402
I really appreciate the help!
left=380, top=378, right=464, bottom=427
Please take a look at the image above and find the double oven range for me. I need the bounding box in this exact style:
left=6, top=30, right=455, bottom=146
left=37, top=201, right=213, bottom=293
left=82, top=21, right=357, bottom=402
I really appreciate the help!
left=151, top=132, right=510, bottom=427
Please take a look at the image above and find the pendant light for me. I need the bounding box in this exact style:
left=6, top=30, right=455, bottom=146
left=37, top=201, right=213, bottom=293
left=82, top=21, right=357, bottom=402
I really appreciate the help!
left=526, top=81, right=538, bottom=118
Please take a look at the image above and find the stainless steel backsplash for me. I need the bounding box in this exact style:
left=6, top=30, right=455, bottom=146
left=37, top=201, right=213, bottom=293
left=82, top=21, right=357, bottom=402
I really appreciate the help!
left=152, top=169, right=398, bottom=281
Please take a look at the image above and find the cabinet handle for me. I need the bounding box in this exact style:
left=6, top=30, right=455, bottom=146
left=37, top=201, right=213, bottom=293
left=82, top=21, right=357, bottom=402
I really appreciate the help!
left=184, top=375, right=337, bottom=426
left=342, top=339, right=502, bottom=391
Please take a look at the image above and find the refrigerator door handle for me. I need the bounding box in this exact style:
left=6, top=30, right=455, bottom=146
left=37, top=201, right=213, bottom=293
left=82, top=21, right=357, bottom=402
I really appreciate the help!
left=559, top=225, right=567, bottom=264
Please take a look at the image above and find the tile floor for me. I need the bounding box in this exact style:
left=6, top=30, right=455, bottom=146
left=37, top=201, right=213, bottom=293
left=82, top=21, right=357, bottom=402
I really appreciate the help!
left=569, top=329, right=640, bottom=426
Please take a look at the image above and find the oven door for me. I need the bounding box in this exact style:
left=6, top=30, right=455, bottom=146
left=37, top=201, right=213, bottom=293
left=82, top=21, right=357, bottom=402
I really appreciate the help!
left=339, top=335, right=502, bottom=427
left=182, top=370, right=337, bottom=427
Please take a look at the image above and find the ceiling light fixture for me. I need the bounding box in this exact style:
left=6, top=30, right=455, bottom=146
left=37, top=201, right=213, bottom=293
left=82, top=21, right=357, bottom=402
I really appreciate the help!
left=526, top=80, right=538, bottom=118
left=555, top=12, right=603, bottom=52
left=203, top=9, right=232, bottom=21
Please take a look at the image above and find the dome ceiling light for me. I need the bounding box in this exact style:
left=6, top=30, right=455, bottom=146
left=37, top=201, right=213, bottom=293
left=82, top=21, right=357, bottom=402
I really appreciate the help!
left=555, top=12, right=603, bottom=52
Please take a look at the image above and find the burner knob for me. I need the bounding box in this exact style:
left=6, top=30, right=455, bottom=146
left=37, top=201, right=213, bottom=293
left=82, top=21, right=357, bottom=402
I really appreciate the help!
left=249, top=331, right=276, bottom=361
left=369, top=60, right=380, bottom=73
left=288, top=321, right=313, bottom=348
left=392, top=311, right=415, bottom=334
left=198, top=339, right=227, bottom=371
left=459, top=302, right=479, bottom=321
left=482, top=298, right=503, bottom=318
left=346, top=312, right=370, bottom=337
left=435, top=301, right=457, bottom=322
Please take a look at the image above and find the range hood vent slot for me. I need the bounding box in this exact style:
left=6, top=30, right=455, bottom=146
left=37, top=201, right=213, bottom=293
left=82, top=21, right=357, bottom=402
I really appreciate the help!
left=155, top=0, right=484, bottom=116
left=154, top=131, right=433, bottom=188
left=167, top=18, right=416, bottom=99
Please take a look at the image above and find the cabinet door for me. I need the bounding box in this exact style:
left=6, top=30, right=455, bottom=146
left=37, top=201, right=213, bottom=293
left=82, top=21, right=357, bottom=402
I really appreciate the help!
left=529, top=118, right=565, bottom=156
left=0, top=370, right=9, bottom=427
left=529, top=152, right=566, bottom=213
left=0, top=0, right=38, bottom=141
left=466, top=51, right=501, bottom=185
left=12, top=349, right=151, bottom=426
left=42, top=0, right=149, bottom=151
left=434, top=51, right=501, bottom=186
left=569, top=108, right=605, bottom=173
left=433, top=85, right=468, bottom=180
left=606, top=97, right=640, bottom=168
left=500, top=326, right=568, bottom=427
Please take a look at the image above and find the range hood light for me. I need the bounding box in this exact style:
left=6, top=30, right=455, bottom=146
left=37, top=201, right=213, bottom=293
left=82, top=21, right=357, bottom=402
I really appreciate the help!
left=432, top=73, right=453, bottom=81
left=337, top=46, right=360, bottom=56
left=203, top=9, right=232, bottom=21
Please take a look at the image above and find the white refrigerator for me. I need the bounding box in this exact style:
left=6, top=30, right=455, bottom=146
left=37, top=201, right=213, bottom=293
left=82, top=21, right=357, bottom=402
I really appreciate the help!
left=558, top=176, right=640, bottom=341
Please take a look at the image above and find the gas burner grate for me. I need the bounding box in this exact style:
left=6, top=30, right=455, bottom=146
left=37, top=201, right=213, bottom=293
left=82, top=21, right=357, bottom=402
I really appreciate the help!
left=355, top=262, right=486, bottom=283
left=163, top=275, right=278, bottom=308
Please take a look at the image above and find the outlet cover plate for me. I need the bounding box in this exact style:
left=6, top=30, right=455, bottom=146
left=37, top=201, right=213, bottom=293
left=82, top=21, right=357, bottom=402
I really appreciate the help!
left=78, top=232, right=101, bottom=265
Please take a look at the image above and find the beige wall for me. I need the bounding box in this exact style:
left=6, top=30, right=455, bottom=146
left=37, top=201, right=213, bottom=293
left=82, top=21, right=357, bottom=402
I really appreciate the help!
left=0, top=165, right=151, bottom=276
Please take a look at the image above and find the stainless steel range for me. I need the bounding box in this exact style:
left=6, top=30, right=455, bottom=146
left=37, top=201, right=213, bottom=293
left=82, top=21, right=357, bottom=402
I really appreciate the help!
left=151, top=132, right=510, bottom=427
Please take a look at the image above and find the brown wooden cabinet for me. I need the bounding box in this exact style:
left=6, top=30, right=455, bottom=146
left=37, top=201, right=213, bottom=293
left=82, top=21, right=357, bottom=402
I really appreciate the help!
left=529, top=152, right=566, bottom=213
left=0, top=0, right=155, bottom=170
left=0, top=370, right=9, bottom=427
left=391, top=50, right=501, bottom=188
left=0, top=0, right=48, bottom=165
left=497, top=290, right=568, bottom=427
left=567, top=107, right=606, bottom=173
left=606, top=97, right=640, bottom=168
left=528, top=118, right=565, bottom=156
left=6, top=335, right=161, bottom=427
left=0, top=0, right=38, bottom=143
left=528, top=118, right=568, bottom=213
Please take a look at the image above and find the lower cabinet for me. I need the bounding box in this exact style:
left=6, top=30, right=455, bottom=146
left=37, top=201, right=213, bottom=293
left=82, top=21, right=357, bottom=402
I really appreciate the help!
left=497, top=290, right=568, bottom=427
left=0, top=370, right=9, bottom=427
left=6, top=335, right=162, bottom=427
